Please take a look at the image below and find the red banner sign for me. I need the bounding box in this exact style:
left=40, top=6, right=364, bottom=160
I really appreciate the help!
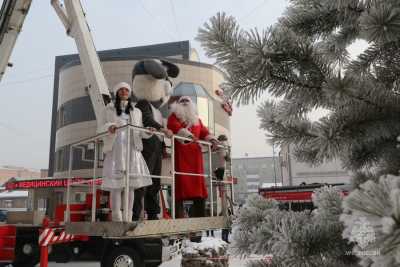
left=262, top=190, right=348, bottom=201
left=263, top=191, right=313, bottom=201
left=5, top=178, right=102, bottom=190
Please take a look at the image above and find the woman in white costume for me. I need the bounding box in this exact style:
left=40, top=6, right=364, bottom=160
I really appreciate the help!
left=102, top=82, right=153, bottom=222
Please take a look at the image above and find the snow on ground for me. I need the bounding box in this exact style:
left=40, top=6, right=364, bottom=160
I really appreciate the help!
left=182, top=236, right=227, bottom=255
left=161, top=232, right=255, bottom=267
left=160, top=254, right=255, bottom=267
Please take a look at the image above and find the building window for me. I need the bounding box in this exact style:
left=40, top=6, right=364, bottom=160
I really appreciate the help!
left=208, top=100, right=215, bottom=134
left=56, top=96, right=96, bottom=130
left=197, top=97, right=209, bottom=128
left=55, top=144, right=101, bottom=173
left=74, top=192, right=86, bottom=203
left=4, top=200, right=12, bottom=208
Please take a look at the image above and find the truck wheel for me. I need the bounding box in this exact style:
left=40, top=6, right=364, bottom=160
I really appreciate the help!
left=102, top=246, right=143, bottom=267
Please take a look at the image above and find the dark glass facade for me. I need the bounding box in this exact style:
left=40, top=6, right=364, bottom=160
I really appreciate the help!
left=57, top=96, right=95, bottom=129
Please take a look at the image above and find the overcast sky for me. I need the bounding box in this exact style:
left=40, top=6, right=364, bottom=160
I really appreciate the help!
left=0, top=1, right=293, bottom=170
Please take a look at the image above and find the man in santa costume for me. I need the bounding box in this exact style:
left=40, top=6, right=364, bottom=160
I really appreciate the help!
left=167, top=96, right=218, bottom=218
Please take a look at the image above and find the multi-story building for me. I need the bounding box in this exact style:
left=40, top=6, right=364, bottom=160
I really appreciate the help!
left=0, top=166, right=40, bottom=186
left=232, top=157, right=282, bottom=204
left=279, top=144, right=351, bottom=186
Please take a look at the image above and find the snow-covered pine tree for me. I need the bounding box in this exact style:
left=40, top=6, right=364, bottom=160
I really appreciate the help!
left=232, top=188, right=355, bottom=267
left=196, top=1, right=400, bottom=174
left=341, top=175, right=400, bottom=267
left=197, top=0, right=400, bottom=266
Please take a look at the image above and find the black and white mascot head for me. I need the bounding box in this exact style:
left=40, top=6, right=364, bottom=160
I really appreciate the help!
left=130, top=59, right=179, bottom=221
left=132, top=59, right=179, bottom=107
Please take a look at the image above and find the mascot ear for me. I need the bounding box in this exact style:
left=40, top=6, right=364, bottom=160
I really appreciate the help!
left=143, top=60, right=168, bottom=79
left=132, top=59, right=180, bottom=80
left=161, top=60, right=179, bottom=78
left=132, top=59, right=167, bottom=80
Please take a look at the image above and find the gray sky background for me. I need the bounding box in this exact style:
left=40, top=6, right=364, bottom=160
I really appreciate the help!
left=0, top=0, right=290, bottom=170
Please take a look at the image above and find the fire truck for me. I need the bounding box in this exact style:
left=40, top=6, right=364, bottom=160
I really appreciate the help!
left=0, top=1, right=234, bottom=266
left=0, top=174, right=189, bottom=267
left=259, top=183, right=350, bottom=211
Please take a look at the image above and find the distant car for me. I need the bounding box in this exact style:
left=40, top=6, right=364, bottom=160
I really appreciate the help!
left=0, top=209, right=7, bottom=222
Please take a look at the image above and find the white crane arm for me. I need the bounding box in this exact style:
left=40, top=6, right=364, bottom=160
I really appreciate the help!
left=0, top=0, right=32, bottom=82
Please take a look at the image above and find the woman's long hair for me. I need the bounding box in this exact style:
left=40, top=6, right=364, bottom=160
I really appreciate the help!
left=114, top=94, right=133, bottom=116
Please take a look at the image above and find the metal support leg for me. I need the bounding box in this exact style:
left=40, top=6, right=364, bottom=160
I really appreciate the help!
left=124, top=127, right=131, bottom=222
left=171, top=136, right=176, bottom=219
left=229, top=146, right=234, bottom=203
left=40, top=246, right=49, bottom=267
left=209, top=145, right=213, bottom=217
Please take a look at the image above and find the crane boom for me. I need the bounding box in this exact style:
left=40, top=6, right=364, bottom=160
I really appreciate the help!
left=0, top=0, right=32, bottom=82
left=0, top=0, right=110, bottom=126
left=51, top=0, right=110, bottom=127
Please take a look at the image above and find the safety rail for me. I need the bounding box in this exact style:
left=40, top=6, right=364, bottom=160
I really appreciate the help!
left=65, top=124, right=234, bottom=223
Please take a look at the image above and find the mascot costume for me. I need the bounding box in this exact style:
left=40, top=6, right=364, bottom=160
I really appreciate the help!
left=131, top=59, right=179, bottom=220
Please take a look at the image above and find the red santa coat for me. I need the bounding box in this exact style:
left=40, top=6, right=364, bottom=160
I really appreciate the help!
left=167, top=113, right=211, bottom=201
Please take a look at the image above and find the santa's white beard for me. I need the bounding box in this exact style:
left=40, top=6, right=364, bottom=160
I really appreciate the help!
left=170, top=102, right=199, bottom=127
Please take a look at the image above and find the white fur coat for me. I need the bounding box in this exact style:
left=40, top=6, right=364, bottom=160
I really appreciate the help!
left=101, top=103, right=151, bottom=153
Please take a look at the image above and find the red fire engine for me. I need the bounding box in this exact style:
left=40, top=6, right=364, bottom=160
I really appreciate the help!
left=259, top=183, right=350, bottom=211
left=0, top=176, right=170, bottom=266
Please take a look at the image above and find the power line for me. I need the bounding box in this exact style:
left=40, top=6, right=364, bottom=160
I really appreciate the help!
left=5, top=64, right=53, bottom=79
left=238, top=0, right=269, bottom=23
left=0, top=74, right=53, bottom=87
left=137, top=0, right=178, bottom=41
left=168, top=0, right=181, bottom=39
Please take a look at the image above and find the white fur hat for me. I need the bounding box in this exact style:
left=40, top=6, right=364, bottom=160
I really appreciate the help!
left=112, top=82, right=132, bottom=95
